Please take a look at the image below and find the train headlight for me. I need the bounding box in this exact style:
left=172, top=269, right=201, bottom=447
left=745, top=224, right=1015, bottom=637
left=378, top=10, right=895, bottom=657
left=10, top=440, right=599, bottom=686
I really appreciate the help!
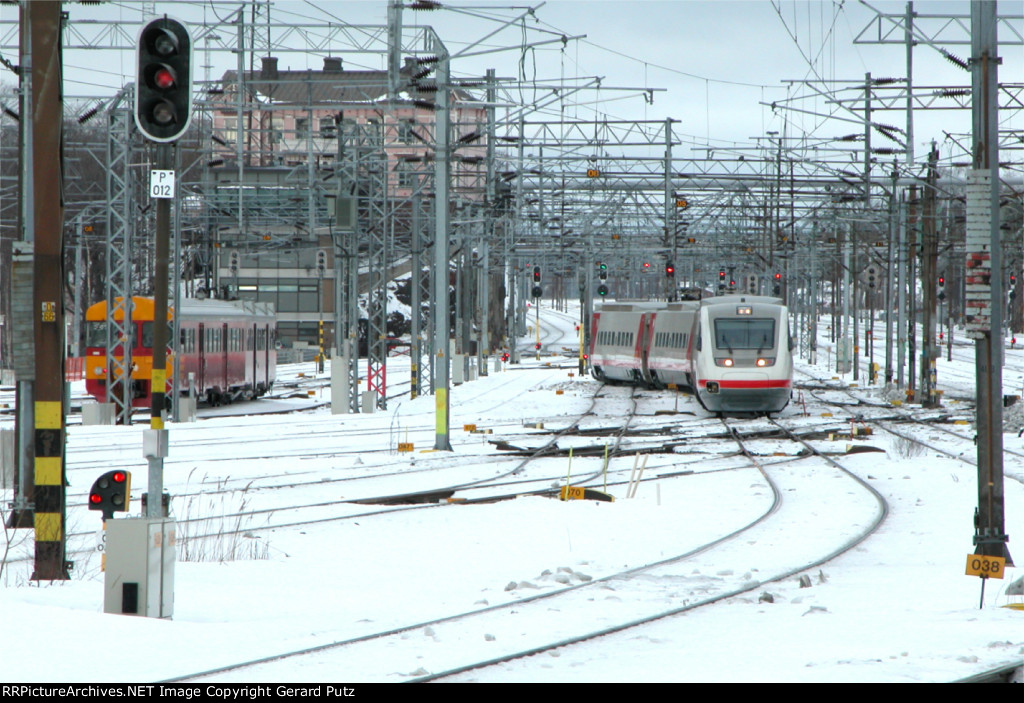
left=756, top=357, right=775, bottom=367
left=715, top=358, right=734, bottom=367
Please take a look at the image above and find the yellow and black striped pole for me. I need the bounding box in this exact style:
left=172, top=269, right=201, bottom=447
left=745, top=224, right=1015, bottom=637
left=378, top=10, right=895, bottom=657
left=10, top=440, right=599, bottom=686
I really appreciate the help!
left=33, top=401, right=66, bottom=579
left=29, top=2, right=68, bottom=580
left=318, top=320, right=325, bottom=373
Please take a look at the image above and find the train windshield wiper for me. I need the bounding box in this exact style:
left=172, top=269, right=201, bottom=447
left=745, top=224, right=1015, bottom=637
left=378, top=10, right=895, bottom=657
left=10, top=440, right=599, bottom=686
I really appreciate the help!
left=720, top=334, right=733, bottom=354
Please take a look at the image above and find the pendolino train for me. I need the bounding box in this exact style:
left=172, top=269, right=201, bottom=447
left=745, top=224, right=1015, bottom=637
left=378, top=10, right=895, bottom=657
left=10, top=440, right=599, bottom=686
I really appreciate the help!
left=589, top=295, right=793, bottom=414
left=84, top=296, right=277, bottom=408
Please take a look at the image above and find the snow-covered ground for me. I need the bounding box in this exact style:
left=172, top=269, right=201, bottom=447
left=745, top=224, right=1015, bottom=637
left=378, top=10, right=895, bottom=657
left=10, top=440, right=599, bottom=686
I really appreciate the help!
left=0, top=302, right=1022, bottom=683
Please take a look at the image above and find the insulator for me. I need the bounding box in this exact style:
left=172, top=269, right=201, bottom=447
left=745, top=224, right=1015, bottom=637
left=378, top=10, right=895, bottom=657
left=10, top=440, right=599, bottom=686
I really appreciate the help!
left=872, top=77, right=900, bottom=85
left=939, top=88, right=971, bottom=98
left=941, top=50, right=969, bottom=70
left=410, top=1, right=441, bottom=10
left=78, top=105, right=100, bottom=124
left=416, top=55, right=440, bottom=65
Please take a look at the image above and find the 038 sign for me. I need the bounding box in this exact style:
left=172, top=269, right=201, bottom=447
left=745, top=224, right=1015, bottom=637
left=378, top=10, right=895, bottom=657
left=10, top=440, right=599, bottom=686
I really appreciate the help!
left=965, top=553, right=1006, bottom=579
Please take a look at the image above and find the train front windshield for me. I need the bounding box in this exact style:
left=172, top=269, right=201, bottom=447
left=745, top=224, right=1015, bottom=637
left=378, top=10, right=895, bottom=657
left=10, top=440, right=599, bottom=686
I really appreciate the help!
left=84, top=321, right=108, bottom=348
left=713, top=318, right=775, bottom=351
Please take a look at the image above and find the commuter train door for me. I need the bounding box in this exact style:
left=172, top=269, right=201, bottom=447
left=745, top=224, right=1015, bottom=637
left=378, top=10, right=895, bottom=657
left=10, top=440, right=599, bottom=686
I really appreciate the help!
left=638, top=312, right=656, bottom=382
left=198, top=323, right=206, bottom=393
left=221, top=323, right=229, bottom=391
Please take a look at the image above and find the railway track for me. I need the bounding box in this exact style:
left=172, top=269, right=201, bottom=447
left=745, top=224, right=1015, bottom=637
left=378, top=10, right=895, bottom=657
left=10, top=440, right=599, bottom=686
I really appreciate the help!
left=153, top=388, right=890, bottom=683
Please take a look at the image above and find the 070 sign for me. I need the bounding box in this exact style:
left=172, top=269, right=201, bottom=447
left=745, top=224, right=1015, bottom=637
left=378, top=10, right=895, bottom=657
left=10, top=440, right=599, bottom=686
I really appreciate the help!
left=150, top=169, right=176, bottom=199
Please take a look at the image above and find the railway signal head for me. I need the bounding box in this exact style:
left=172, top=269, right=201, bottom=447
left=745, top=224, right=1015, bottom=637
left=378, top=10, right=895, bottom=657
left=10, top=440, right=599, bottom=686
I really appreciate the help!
left=533, top=266, right=541, bottom=283
left=938, top=275, right=946, bottom=301
left=597, top=284, right=609, bottom=297
left=135, top=17, right=193, bottom=142
left=665, top=262, right=675, bottom=278
left=89, top=470, right=132, bottom=520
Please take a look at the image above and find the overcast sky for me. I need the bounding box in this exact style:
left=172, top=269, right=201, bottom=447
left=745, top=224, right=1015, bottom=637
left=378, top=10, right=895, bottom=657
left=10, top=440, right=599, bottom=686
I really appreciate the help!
left=2, top=1, right=1021, bottom=160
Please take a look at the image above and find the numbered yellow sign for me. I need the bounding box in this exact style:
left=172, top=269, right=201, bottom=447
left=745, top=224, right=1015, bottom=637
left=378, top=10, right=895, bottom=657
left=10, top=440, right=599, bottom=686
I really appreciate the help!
left=586, top=168, right=601, bottom=178
left=675, top=198, right=689, bottom=209
left=965, top=553, right=1006, bottom=579
left=560, top=485, right=585, bottom=501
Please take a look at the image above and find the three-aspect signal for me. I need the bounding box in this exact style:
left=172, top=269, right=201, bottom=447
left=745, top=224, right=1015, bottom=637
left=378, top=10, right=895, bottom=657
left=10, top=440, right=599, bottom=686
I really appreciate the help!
left=135, top=17, right=193, bottom=143
left=938, top=274, right=946, bottom=301
left=597, top=261, right=608, bottom=296
left=665, top=262, right=675, bottom=278
left=1010, top=274, right=1017, bottom=301
left=773, top=272, right=782, bottom=295
left=89, top=470, right=132, bottom=520
left=532, top=265, right=542, bottom=298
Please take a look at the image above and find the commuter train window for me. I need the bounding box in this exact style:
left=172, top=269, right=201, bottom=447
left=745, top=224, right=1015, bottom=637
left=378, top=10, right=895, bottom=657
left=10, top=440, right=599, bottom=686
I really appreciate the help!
left=84, top=321, right=107, bottom=348
left=140, top=322, right=173, bottom=350
left=713, top=318, right=775, bottom=350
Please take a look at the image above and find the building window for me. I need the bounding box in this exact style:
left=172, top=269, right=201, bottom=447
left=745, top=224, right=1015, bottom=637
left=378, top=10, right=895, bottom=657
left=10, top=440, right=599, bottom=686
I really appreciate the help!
left=295, top=117, right=309, bottom=141
left=399, top=119, right=416, bottom=144
left=319, top=117, right=337, bottom=138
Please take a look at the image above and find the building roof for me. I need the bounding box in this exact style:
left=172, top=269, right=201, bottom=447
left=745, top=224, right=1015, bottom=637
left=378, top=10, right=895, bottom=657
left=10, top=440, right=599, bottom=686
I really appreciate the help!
left=217, top=56, right=470, bottom=108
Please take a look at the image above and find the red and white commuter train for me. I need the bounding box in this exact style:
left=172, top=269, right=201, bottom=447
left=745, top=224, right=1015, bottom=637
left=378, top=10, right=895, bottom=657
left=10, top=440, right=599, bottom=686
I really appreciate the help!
left=84, top=296, right=276, bottom=408
left=589, top=295, right=793, bottom=414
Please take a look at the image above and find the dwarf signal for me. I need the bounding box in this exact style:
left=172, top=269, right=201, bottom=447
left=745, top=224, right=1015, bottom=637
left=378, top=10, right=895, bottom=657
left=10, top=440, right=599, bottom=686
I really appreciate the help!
left=88, top=470, right=132, bottom=521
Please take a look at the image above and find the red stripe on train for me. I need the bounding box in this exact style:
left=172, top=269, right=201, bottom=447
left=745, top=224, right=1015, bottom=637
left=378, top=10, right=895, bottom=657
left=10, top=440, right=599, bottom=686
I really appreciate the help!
left=698, top=379, right=792, bottom=389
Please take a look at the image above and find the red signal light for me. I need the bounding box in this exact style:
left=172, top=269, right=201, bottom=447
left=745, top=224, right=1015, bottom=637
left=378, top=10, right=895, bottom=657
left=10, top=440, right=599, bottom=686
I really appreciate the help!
left=89, top=493, right=102, bottom=505
left=154, top=67, right=176, bottom=89
left=112, top=471, right=127, bottom=483
left=774, top=273, right=782, bottom=280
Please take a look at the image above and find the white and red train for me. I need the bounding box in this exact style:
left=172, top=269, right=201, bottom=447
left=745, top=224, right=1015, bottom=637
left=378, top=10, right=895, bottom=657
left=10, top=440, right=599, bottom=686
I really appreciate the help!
left=589, top=295, right=793, bottom=414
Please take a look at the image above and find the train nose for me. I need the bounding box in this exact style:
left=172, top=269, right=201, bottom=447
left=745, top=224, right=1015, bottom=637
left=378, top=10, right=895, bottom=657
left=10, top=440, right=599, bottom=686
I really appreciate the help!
left=706, top=381, right=720, bottom=394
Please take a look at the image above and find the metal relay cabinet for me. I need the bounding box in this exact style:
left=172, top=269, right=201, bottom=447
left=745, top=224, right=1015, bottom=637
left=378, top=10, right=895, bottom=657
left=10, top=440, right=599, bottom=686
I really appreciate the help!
left=103, top=517, right=175, bottom=618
